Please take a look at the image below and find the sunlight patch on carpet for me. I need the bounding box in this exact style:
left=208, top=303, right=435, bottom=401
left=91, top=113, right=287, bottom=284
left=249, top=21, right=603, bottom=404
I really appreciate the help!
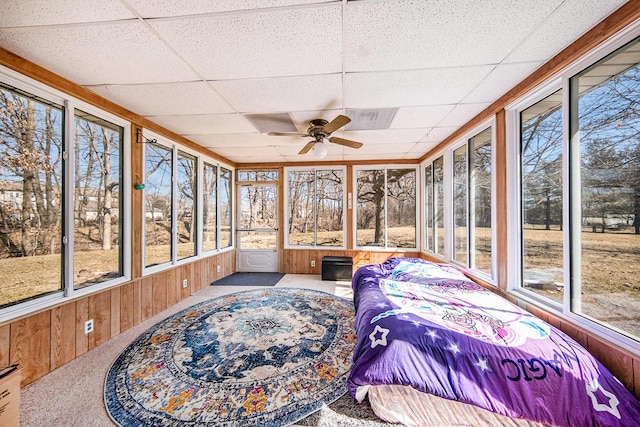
left=104, top=288, right=356, bottom=426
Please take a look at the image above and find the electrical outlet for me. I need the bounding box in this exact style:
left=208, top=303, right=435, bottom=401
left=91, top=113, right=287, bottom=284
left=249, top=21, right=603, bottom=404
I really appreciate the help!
left=311, top=260, right=316, bottom=267
left=84, top=319, right=94, bottom=334
left=182, top=279, right=188, bottom=288
left=217, top=265, right=221, bottom=272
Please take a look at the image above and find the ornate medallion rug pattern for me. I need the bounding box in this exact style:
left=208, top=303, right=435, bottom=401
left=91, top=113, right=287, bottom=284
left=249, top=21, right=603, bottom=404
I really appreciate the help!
left=104, top=288, right=356, bottom=426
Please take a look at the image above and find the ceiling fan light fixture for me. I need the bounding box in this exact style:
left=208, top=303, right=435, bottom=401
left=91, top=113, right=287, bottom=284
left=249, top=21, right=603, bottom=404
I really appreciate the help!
left=313, top=142, right=328, bottom=159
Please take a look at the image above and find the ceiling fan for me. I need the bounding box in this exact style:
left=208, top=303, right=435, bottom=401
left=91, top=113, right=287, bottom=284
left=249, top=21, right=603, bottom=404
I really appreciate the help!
left=268, top=114, right=363, bottom=158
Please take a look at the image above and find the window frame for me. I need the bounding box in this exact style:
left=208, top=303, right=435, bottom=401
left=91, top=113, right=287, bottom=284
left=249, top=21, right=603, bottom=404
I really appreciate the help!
left=0, top=65, right=131, bottom=321
left=353, top=164, right=419, bottom=251
left=141, top=132, right=235, bottom=276
left=283, top=166, right=347, bottom=250
left=506, top=20, right=640, bottom=354
left=422, top=120, right=496, bottom=283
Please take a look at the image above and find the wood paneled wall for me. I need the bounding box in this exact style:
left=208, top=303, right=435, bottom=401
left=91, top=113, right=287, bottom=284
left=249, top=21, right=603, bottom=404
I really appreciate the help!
left=0, top=250, right=235, bottom=386
left=281, top=249, right=421, bottom=275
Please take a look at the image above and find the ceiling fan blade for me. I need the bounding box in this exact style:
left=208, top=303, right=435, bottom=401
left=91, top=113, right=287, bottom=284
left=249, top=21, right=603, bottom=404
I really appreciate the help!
left=268, top=131, right=307, bottom=137
left=322, top=115, right=351, bottom=134
left=328, top=136, right=363, bottom=149
left=298, top=141, right=315, bottom=154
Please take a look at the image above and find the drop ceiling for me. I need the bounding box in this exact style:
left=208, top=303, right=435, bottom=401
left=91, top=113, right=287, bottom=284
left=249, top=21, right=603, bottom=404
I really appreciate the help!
left=0, top=0, right=627, bottom=164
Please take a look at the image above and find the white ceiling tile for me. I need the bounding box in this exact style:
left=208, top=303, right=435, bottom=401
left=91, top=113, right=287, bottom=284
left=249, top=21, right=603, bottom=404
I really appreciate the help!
left=127, top=0, right=329, bottom=18
left=345, top=67, right=493, bottom=108
left=462, top=62, right=542, bottom=104
left=88, top=81, right=234, bottom=115
left=344, top=0, right=563, bottom=72
left=186, top=133, right=271, bottom=148
left=0, top=0, right=134, bottom=27
left=339, top=129, right=429, bottom=146
left=150, top=4, right=342, bottom=80
left=438, top=103, right=490, bottom=127
left=0, top=22, right=198, bottom=85
left=391, top=105, right=455, bottom=129
left=421, top=127, right=459, bottom=146
left=149, top=113, right=256, bottom=135
left=212, top=74, right=343, bottom=113
left=505, top=0, right=627, bottom=63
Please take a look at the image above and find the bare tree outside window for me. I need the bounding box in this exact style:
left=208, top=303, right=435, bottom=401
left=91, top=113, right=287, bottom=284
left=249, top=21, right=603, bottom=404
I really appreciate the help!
left=573, top=37, right=640, bottom=339
left=356, top=168, right=416, bottom=248
left=520, top=90, right=564, bottom=302
left=287, top=169, right=343, bottom=247
left=73, top=111, right=123, bottom=288
left=202, top=163, right=217, bottom=252
left=144, top=144, right=172, bottom=267
left=176, top=151, right=196, bottom=260
left=0, top=84, right=63, bottom=307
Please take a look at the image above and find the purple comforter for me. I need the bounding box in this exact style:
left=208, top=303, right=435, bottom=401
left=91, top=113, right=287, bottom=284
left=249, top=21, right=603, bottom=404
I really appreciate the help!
left=347, top=258, right=640, bottom=427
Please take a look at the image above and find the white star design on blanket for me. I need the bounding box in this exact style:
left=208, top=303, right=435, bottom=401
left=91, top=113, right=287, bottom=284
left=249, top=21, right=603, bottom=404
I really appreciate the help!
left=476, top=357, right=489, bottom=371
left=448, top=342, right=460, bottom=356
left=586, top=379, right=621, bottom=419
left=369, top=325, right=390, bottom=348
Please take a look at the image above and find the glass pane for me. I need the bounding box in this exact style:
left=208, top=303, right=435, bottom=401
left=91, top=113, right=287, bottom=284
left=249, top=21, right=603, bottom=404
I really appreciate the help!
left=219, top=167, right=232, bottom=248
left=176, top=151, right=196, bottom=260
left=574, top=37, right=640, bottom=340
left=434, top=157, right=445, bottom=255
left=237, top=170, right=278, bottom=181
left=425, top=164, right=433, bottom=251
left=288, top=170, right=315, bottom=246
left=357, top=169, right=385, bottom=247
left=470, top=128, right=492, bottom=275
left=0, top=85, right=63, bottom=307
left=240, top=185, right=277, bottom=229
left=144, top=144, right=172, bottom=267
left=202, top=163, right=217, bottom=252
left=74, top=111, right=122, bottom=288
left=387, top=168, right=416, bottom=248
left=521, top=90, right=563, bottom=302
left=240, top=231, right=277, bottom=249
left=453, top=146, right=467, bottom=262
left=316, top=170, right=343, bottom=247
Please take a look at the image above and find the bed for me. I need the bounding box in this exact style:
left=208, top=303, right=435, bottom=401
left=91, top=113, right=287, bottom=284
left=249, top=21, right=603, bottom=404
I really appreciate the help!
left=347, top=257, right=640, bottom=427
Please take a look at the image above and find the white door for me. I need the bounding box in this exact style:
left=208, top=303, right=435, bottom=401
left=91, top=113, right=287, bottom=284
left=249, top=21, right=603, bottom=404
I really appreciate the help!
left=237, top=184, right=279, bottom=272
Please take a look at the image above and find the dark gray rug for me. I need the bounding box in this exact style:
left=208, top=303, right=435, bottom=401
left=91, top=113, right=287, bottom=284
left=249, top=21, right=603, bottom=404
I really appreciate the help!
left=211, top=271, right=285, bottom=286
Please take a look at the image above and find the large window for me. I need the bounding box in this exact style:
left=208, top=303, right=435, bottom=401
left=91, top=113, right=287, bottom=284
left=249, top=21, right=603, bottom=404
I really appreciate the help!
left=520, top=90, right=564, bottom=302
left=429, top=127, right=493, bottom=276
left=0, top=77, right=127, bottom=311
left=144, top=144, right=173, bottom=268
left=74, top=111, right=124, bottom=288
left=570, top=36, right=640, bottom=341
left=424, top=163, right=433, bottom=251
left=469, top=128, right=492, bottom=275
left=144, top=142, right=232, bottom=269
left=176, top=151, right=196, bottom=261
left=511, top=32, right=640, bottom=347
left=219, top=167, right=233, bottom=249
left=356, top=167, right=416, bottom=248
left=434, top=158, right=445, bottom=255
left=453, top=145, right=468, bottom=263
left=0, top=83, right=64, bottom=307
left=202, top=162, right=217, bottom=253
left=287, top=168, right=344, bottom=247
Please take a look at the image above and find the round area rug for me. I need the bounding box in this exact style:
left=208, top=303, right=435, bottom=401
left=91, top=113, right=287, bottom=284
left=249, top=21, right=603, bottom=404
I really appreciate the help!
left=104, top=288, right=356, bottom=426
